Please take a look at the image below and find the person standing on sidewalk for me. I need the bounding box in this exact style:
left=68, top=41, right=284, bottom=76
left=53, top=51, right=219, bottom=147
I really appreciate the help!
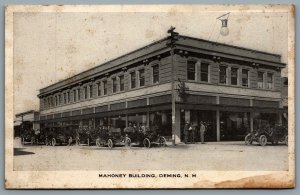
left=184, top=121, right=190, bottom=144
left=200, top=121, right=206, bottom=144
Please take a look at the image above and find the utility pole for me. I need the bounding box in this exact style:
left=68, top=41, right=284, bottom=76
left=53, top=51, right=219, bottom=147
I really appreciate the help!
left=167, top=26, right=179, bottom=145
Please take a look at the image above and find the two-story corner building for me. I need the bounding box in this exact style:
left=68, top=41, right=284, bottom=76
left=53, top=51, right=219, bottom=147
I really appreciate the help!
left=37, top=32, right=286, bottom=143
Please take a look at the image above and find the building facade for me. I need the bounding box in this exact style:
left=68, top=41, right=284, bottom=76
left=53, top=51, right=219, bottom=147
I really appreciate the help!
left=37, top=34, right=286, bottom=143
left=14, top=110, right=40, bottom=137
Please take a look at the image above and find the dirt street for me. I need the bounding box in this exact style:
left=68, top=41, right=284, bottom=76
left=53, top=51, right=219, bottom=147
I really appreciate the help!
left=13, top=141, right=288, bottom=171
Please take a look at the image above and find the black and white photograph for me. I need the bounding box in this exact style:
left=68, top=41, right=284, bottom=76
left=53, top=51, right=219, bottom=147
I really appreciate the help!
left=5, top=4, right=295, bottom=188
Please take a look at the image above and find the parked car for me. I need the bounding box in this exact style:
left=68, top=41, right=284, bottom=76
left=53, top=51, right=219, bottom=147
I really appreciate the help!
left=126, top=126, right=167, bottom=148
left=45, top=125, right=77, bottom=146
left=245, top=124, right=288, bottom=146
left=95, top=126, right=129, bottom=149
left=21, top=129, right=35, bottom=145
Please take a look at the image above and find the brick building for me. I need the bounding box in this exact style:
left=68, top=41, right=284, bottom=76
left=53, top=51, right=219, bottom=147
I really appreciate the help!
left=37, top=32, right=286, bottom=143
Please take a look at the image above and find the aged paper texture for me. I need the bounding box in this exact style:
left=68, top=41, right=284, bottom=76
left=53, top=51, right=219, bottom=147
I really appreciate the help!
left=5, top=4, right=295, bottom=188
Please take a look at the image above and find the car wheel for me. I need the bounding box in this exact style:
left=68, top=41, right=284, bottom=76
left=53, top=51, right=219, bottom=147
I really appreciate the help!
left=143, top=138, right=151, bottom=148
left=245, top=134, right=252, bottom=145
left=96, top=138, right=101, bottom=147
left=125, top=137, right=131, bottom=147
left=159, top=136, right=167, bottom=147
left=51, top=138, right=56, bottom=146
left=284, top=135, right=288, bottom=146
left=259, top=135, right=267, bottom=146
left=107, top=139, right=113, bottom=149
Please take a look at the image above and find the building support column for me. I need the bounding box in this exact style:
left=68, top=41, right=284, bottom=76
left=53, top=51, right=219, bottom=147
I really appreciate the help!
left=146, top=111, right=150, bottom=127
left=216, top=110, right=220, bottom=142
left=174, top=106, right=181, bottom=144
left=185, top=110, right=191, bottom=123
left=278, top=113, right=283, bottom=125
left=250, top=112, right=254, bottom=132
left=125, top=114, right=128, bottom=127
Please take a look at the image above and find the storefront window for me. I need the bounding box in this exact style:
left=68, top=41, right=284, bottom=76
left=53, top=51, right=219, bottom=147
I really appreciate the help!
left=220, top=111, right=250, bottom=141
left=95, top=117, right=108, bottom=129
left=180, top=110, right=216, bottom=142
left=110, top=115, right=126, bottom=132
left=253, top=113, right=277, bottom=130
left=150, top=111, right=172, bottom=136
left=128, top=113, right=147, bottom=128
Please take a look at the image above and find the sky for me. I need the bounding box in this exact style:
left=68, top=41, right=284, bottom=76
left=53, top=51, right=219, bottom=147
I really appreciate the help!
left=12, top=5, right=289, bottom=115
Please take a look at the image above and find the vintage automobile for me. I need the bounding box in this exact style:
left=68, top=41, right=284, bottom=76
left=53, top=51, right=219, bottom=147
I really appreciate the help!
left=21, top=129, right=35, bottom=145
left=45, top=125, right=77, bottom=146
left=126, top=126, right=167, bottom=148
left=76, top=126, right=92, bottom=146
left=142, top=127, right=167, bottom=148
left=245, top=124, right=288, bottom=146
left=32, top=129, right=47, bottom=145
left=95, top=126, right=130, bottom=148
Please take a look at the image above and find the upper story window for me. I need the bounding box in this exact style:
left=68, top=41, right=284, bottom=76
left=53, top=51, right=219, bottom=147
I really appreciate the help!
left=89, top=84, right=93, bottom=98
left=219, top=65, right=227, bottom=84
left=63, top=93, right=67, bottom=104
left=231, top=67, right=238, bottom=85
left=200, top=62, right=209, bottom=82
left=187, top=60, right=196, bottom=81
left=267, top=73, right=273, bottom=89
left=112, top=77, right=117, bottom=93
left=242, top=69, right=249, bottom=87
left=152, top=64, right=159, bottom=84
left=103, top=80, right=107, bottom=95
left=77, top=88, right=81, bottom=101
left=67, top=91, right=70, bottom=103
left=139, top=69, right=145, bottom=87
left=119, top=75, right=124, bottom=91
left=97, top=82, right=101, bottom=96
left=54, top=96, right=57, bottom=107
left=130, top=72, right=136, bottom=89
left=84, top=86, right=88, bottom=99
left=73, top=89, right=77, bottom=102
left=257, top=71, right=264, bottom=88
left=50, top=97, right=52, bottom=107
left=58, top=94, right=62, bottom=105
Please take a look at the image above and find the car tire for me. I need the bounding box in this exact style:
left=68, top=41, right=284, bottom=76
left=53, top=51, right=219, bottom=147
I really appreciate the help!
left=259, top=135, right=267, bottom=146
left=143, top=138, right=151, bottom=148
left=159, top=136, right=167, bottom=147
left=245, top=134, right=252, bottom=145
left=96, top=138, right=101, bottom=147
left=125, top=137, right=131, bottom=147
left=284, top=135, right=288, bottom=146
left=51, top=138, right=56, bottom=146
left=107, top=139, right=113, bottom=149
